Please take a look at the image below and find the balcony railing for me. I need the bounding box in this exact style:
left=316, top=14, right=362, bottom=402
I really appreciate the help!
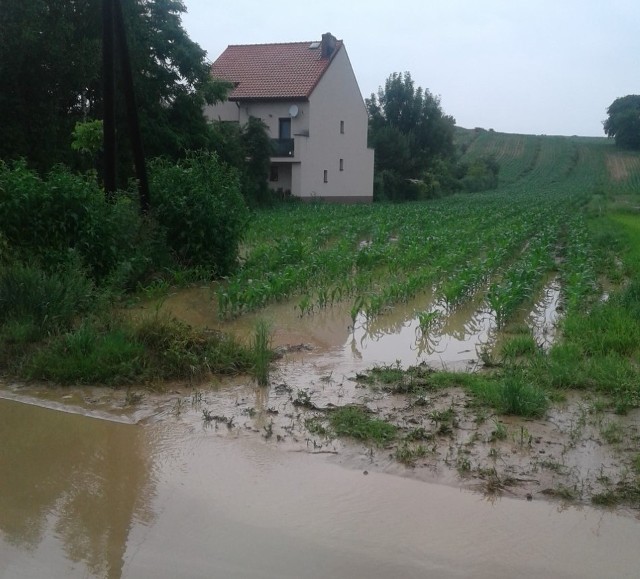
left=270, top=138, right=294, bottom=158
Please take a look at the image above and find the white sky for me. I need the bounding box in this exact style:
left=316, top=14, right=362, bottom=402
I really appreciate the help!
left=181, top=0, right=640, bottom=137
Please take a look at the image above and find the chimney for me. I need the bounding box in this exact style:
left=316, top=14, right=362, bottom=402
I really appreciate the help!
left=321, top=32, right=337, bottom=59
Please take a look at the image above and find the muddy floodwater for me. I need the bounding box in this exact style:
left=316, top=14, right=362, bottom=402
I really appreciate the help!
left=2, top=285, right=640, bottom=578
left=1, top=397, right=639, bottom=579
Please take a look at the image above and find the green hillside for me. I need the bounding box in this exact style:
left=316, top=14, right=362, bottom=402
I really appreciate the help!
left=455, top=127, right=640, bottom=195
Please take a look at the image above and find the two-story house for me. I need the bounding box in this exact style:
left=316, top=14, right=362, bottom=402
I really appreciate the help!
left=205, top=33, right=374, bottom=202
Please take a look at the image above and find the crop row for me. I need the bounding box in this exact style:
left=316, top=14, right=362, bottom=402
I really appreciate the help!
left=216, top=135, right=621, bottom=322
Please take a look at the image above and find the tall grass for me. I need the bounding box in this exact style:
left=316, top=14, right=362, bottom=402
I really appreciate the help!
left=251, top=319, right=272, bottom=386
left=467, top=369, right=548, bottom=418
left=0, top=259, right=95, bottom=341
left=25, top=314, right=256, bottom=386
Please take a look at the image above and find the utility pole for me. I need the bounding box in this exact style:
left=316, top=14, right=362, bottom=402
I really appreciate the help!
left=102, top=0, right=116, bottom=196
left=102, top=0, right=150, bottom=213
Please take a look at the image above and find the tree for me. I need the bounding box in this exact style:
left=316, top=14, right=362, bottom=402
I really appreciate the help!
left=603, top=95, right=640, bottom=150
left=0, top=0, right=229, bottom=177
left=366, top=72, right=456, bottom=200
left=208, top=117, right=273, bottom=205
left=0, top=0, right=102, bottom=171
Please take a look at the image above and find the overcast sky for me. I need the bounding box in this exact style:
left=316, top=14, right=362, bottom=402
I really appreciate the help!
left=181, top=0, right=639, bottom=137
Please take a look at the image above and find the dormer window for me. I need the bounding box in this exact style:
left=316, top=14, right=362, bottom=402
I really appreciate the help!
left=340, top=120, right=345, bottom=134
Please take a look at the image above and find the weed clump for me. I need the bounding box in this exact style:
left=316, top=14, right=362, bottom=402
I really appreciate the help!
left=329, top=406, right=397, bottom=445
left=251, top=319, right=273, bottom=386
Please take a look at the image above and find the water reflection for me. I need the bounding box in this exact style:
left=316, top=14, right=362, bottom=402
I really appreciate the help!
left=146, top=279, right=561, bottom=371
left=527, top=277, right=561, bottom=349
left=349, top=293, right=496, bottom=369
left=0, top=399, right=155, bottom=579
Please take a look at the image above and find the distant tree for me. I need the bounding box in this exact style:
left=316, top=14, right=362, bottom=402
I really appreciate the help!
left=366, top=72, right=456, bottom=200
left=603, top=95, right=640, bottom=150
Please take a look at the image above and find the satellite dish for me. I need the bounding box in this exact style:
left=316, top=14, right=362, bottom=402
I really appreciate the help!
left=289, top=105, right=299, bottom=118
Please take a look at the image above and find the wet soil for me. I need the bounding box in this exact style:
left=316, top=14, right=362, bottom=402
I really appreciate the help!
left=4, top=282, right=639, bottom=512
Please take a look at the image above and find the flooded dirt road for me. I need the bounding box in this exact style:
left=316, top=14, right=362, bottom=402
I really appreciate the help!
left=1, top=397, right=639, bottom=579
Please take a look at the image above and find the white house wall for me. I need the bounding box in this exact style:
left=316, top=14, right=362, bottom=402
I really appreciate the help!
left=305, top=48, right=374, bottom=201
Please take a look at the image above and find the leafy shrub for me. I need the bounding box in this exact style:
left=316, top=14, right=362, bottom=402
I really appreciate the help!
left=0, top=160, right=156, bottom=284
left=148, top=152, right=249, bottom=275
left=0, top=259, right=95, bottom=340
left=460, top=155, right=500, bottom=192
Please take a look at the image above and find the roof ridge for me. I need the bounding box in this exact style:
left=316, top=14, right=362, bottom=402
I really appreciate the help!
left=226, top=39, right=342, bottom=48
left=226, top=41, right=312, bottom=48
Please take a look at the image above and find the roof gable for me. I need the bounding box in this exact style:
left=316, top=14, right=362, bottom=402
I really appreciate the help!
left=211, top=38, right=344, bottom=101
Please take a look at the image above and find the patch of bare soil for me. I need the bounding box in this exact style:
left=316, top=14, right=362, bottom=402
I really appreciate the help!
left=606, top=153, right=639, bottom=182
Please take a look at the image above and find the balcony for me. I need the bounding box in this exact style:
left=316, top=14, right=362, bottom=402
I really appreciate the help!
left=270, top=138, right=294, bottom=158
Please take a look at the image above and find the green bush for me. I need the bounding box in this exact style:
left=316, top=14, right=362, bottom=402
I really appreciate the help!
left=148, top=152, right=249, bottom=274
left=0, top=160, right=155, bottom=283
left=0, top=259, right=95, bottom=340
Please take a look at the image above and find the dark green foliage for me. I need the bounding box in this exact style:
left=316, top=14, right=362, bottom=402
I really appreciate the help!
left=209, top=118, right=273, bottom=205
left=0, top=260, right=94, bottom=341
left=366, top=72, right=494, bottom=200
left=0, top=160, right=159, bottom=285
left=603, top=95, right=640, bottom=150
left=148, top=152, right=249, bottom=274
left=0, top=0, right=230, bottom=178
left=459, top=155, right=500, bottom=192
left=0, top=0, right=101, bottom=171
left=241, top=117, right=273, bottom=205
left=367, top=72, right=456, bottom=201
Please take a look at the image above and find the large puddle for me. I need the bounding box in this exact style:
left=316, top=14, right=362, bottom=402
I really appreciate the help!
left=1, top=397, right=639, bottom=579
left=147, top=278, right=560, bottom=373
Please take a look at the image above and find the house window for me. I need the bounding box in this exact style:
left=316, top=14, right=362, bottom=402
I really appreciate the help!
left=323, top=170, right=328, bottom=183
left=339, top=158, right=344, bottom=171
left=270, top=165, right=279, bottom=182
left=340, top=120, right=344, bottom=134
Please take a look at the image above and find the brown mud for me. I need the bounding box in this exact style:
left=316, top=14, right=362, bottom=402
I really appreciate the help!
left=4, top=281, right=638, bottom=512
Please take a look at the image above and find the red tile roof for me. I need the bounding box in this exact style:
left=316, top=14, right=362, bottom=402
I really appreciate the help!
left=211, top=39, right=343, bottom=101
